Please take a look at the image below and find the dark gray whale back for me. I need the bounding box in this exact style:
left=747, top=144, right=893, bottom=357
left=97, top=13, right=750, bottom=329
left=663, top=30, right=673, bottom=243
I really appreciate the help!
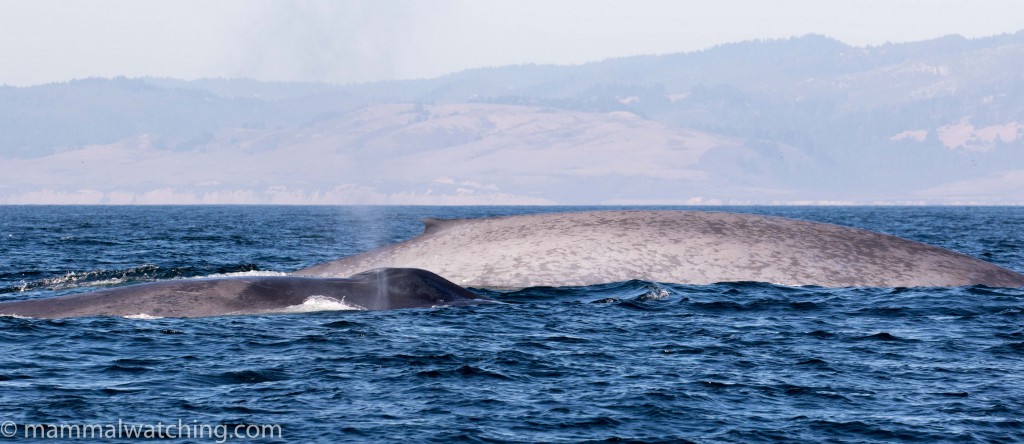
left=0, top=268, right=489, bottom=319
left=297, top=210, right=1024, bottom=289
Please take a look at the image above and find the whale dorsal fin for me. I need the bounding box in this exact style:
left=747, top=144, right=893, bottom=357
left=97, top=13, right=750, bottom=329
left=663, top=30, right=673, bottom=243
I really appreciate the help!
left=422, top=217, right=460, bottom=235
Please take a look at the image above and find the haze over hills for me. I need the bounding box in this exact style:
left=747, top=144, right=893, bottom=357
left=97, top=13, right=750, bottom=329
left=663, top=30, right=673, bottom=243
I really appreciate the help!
left=2, top=32, right=1023, bottom=204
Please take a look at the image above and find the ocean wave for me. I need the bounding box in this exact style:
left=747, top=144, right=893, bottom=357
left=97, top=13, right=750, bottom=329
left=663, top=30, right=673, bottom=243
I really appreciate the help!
left=0, top=265, right=163, bottom=294
left=0, top=264, right=286, bottom=295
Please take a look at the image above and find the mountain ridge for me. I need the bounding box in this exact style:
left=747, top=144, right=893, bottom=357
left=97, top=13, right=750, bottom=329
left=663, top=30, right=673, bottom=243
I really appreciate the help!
left=2, top=32, right=1022, bottom=204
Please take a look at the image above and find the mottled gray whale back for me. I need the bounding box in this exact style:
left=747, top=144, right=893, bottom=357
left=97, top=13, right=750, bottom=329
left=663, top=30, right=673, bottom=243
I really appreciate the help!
left=296, top=211, right=1024, bottom=288
left=0, top=268, right=490, bottom=319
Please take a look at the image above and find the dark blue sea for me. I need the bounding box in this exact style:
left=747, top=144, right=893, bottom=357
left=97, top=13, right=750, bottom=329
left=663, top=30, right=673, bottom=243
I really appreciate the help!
left=1, top=205, right=1023, bottom=443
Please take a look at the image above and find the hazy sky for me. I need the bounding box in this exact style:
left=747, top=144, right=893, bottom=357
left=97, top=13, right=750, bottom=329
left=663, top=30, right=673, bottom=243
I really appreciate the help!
left=2, top=0, right=1023, bottom=86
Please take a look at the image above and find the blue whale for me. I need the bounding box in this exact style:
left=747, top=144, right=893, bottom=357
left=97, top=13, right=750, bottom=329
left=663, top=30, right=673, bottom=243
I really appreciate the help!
left=0, top=268, right=491, bottom=319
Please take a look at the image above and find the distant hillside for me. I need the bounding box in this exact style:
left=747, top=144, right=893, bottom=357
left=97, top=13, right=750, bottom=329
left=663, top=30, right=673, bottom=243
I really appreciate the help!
left=2, top=32, right=1023, bottom=204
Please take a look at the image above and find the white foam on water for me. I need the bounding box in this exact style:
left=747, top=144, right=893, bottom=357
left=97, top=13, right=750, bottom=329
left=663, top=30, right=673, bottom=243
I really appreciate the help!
left=13, top=268, right=291, bottom=294
left=928, top=315, right=960, bottom=321
left=84, top=277, right=132, bottom=287
left=36, top=271, right=128, bottom=290
left=201, top=270, right=291, bottom=278
left=16, top=265, right=163, bottom=292
left=275, top=295, right=364, bottom=314
left=123, top=314, right=164, bottom=320
left=646, top=287, right=670, bottom=300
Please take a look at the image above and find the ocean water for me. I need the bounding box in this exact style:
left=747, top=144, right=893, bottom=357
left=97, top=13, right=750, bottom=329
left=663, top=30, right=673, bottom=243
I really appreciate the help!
left=1, top=205, right=1023, bottom=443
